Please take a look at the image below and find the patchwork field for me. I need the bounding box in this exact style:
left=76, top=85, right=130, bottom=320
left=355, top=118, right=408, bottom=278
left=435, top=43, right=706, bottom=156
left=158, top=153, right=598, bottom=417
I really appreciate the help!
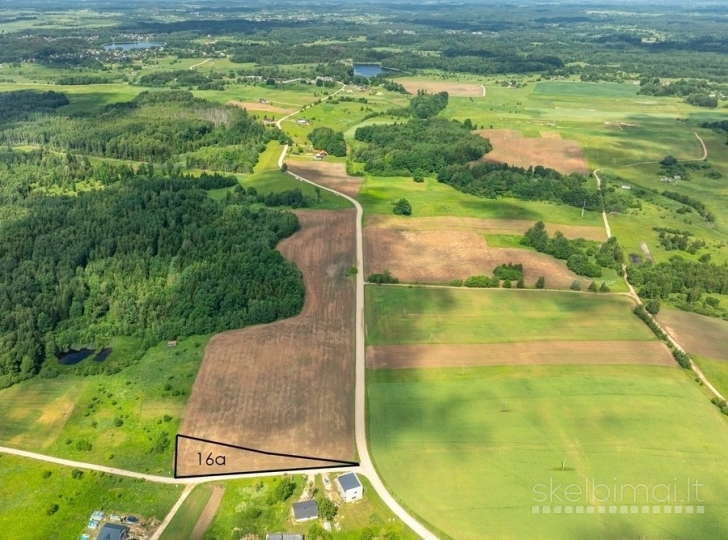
left=368, top=364, right=728, bottom=540
left=477, top=129, right=589, bottom=174
left=399, top=79, right=484, bottom=97
left=657, top=309, right=728, bottom=361
left=366, top=287, right=652, bottom=345
left=366, top=340, right=674, bottom=369
left=287, top=159, right=363, bottom=197
left=178, top=210, right=356, bottom=476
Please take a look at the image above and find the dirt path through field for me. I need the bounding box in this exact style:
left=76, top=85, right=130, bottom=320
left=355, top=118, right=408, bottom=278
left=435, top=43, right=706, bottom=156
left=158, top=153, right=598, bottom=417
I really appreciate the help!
left=191, top=486, right=225, bottom=540
left=367, top=341, right=676, bottom=369
left=287, top=161, right=363, bottom=197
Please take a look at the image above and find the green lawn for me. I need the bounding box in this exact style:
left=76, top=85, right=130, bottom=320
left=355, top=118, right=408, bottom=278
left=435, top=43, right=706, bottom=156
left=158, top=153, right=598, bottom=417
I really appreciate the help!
left=533, top=81, right=640, bottom=98
left=368, top=364, right=728, bottom=540
left=159, top=485, right=213, bottom=540
left=0, top=454, right=182, bottom=540
left=357, top=175, right=604, bottom=226
left=693, top=356, right=728, bottom=399
left=365, top=287, right=652, bottom=345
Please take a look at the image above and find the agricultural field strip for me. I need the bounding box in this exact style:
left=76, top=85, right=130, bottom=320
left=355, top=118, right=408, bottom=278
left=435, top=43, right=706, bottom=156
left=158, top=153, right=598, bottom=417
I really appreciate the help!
left=593, top=133, right=725, bottom=401
left=281, top=144, right=440, bottom=540
left=149, top=484, right=196, bottom=540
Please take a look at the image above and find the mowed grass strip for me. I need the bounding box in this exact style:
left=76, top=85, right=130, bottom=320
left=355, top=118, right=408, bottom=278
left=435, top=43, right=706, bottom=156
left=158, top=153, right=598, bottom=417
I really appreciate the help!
left=365, top=287, right=652, bottom=345
left=368, top=364, right=728, bottom=540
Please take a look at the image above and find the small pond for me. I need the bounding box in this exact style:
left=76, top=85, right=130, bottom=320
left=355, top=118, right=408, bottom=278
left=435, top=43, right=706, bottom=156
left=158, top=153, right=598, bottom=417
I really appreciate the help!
left=353, top=63, right=395, bottom=78
left=103, top=42, right=163, bottom=51
left=57, top=349, right=95, bottom=365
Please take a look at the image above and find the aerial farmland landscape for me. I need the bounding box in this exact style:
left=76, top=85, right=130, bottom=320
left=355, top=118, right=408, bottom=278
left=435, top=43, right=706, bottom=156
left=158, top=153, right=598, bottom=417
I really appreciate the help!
left=1, top=1, right=728, bottom=539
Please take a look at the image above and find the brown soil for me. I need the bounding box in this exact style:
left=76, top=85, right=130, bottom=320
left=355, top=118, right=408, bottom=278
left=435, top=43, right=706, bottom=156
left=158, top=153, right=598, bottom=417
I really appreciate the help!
left=287, top=161, right=363, bottom=198
left=399, top=80, right=483, bottom=97
left=367, top=341, right=676, bottom=369
left=477, top=129, right=589, bottom=174
left=657, top=310, right=728, bottom=361
left=540, top=131, right=562, bottom=139
left=191, top=486, right=225, bottom=540
left=227, top=100, right=295, bottom=115
left=178, top=210, right=356, bottom=476
left=365, top=215, right=605, bottom=241
left=364, top=225, right=588, bottom=289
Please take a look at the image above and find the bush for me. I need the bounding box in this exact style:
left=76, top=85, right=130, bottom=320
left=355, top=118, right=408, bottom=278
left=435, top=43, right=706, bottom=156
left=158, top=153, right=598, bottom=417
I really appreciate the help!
left=41, top=470, right=52, bottom=479
left=393, top=198, right=412, bottom=216
left=599, top=282, right=610, bottom=293
left=267, top=477, right=296, bottom=504
left=493, top=262, right=523, bottom=281
left=645, top=298, right=661, bottom=315
left=588, top=282, right=598, bottom=292
left=672, top=349, right=692, bottom=369
left=464, top=275, right=499, bottom=288
left=71, top=469, right=84, bottom=479
left=114, top=417, right=124, bottom=427
left=46, top=503, right=59, bottom=516
left=319, top=497, right=338, bottom=520
left=535, top=276, right=545, bottom=289
left=75, top=439, right=93, bottom=452
left=516, top=277, right=525, bottom=289
left=448, top=279, right=463, bottom=287
left=570, top=280, right=581, bottom=291
left=367, top=270, right=399, bottom=284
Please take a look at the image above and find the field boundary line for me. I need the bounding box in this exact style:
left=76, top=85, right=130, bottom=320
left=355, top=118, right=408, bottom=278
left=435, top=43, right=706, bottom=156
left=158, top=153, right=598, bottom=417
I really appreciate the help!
left=150, top=484, right=195, bottom=540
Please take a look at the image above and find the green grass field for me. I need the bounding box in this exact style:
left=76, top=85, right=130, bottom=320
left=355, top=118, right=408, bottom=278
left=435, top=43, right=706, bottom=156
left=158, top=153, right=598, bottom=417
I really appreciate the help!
left=693, top=356, right=728, bottom=400
left=368, top=364, right=728, bottom=540
left=366, top=287, right=652, bottom=345
left=357, top=175, right=604, bottom=226
left=0, top=454, right=182, bottom=540
left=159, top=485, right=213, bottom=540
left=0, top=336, right=209, bottom=475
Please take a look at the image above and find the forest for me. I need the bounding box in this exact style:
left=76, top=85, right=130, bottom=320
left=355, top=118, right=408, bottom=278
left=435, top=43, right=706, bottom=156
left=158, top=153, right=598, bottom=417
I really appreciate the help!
left=353, top=118, right=490, bottom=176
left=307, top=127, right=347, bottom=157
left=0, top=149, right=306, bottom=389
left=0, top=90, right=282, bottom=170
left=437, top=162, right=602, bottom=211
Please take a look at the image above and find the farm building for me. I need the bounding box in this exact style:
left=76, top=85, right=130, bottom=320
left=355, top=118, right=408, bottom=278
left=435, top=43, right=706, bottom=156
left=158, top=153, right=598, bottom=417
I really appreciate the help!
left=314, top=151, right=328, bottom=160
left=297, top=119, right=309, bottom=125
left=97, top=523, right=128, bottom=540
left=291, top=500, right=319, bottom=522
left=336, top=472, right=363, bottom=502
left=266, top=535, right=304, bottom=540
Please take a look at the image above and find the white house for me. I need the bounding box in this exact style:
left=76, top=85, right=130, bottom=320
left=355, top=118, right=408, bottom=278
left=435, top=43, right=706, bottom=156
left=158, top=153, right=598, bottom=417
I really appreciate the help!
left=335, top=472, right=363, bottom=503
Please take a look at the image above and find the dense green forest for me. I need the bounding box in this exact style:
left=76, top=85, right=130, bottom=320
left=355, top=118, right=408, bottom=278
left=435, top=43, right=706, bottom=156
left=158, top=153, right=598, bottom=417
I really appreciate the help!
left=353, top=118, right=490, bottom=176
left=628, top=257, right=728, bottom=319
left=307, top=127, right=347, bottom=157
left=438, top=162, right=601, bottom=211
left=0, top=90, right=69, bottom=123
left=0, top=90, right=283, bottom=170
left=0, top=150, right=306, bottom=388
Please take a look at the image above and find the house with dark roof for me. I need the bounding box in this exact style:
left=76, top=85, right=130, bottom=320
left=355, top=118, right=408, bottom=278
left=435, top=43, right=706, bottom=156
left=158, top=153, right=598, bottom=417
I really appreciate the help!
left=336, top=472, right=363, bottom=503
left=292, top=500, right=319, bottom=522
left=97, top=523, right=128, bottom=540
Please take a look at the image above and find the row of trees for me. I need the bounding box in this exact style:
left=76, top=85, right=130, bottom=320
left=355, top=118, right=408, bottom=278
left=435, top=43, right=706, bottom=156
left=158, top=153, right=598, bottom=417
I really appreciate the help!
left=438, top=162, right=602, bottom=211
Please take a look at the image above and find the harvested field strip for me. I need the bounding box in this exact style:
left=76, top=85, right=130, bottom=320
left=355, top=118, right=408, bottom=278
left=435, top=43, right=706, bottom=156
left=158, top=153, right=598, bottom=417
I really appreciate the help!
left=399, top=80, right=484, bottom=97
left=159, top=485, right=213, bottom=540
left=227, top=100, right=296, bottom=114
left=287, top=160, right=363, bottom=198
left=366, top=341, right=676, bottom=369
left=191, top=486, right=225, bottom=540
left=366, top=287, right=651, bottom=345
left=180, top=210, right=356, bottom=474
left=657, top=309, right=728, bottom=361
left=364, top=215, right=604, bottom=241
left=477, top=129, right=589, bottom=174
left=364, top=226, right=585, bottom=288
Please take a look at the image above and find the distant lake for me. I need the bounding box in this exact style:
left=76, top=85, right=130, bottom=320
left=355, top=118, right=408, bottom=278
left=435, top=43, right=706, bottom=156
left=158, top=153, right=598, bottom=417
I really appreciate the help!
left=103, top=42, right=163, bottom=51
left=353, top=63, right=395, bottom=78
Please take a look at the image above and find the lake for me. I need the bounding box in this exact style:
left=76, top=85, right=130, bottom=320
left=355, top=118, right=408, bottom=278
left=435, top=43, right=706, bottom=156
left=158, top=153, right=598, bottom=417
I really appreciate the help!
left=103, top=42, right=163, bottom=51
left=353, top=63, right=395, bottom=78
left=57, top=349, right=95, bottom=365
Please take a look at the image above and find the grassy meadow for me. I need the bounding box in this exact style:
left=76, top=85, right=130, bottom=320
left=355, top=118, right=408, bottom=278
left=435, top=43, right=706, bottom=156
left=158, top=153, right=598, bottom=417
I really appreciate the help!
left=367, top=364, right=728, bottom=540
left=0, top=454, right=182, bottom=540
left=159, top=485, right=214, bottom=540
left=365, top=287, right=652, bottom=345
left=0, top=336, right=210, bottom=475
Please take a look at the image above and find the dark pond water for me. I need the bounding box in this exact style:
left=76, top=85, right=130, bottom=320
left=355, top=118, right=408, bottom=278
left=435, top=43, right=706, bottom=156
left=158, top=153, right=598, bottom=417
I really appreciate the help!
left=103, top=42, right=163, bottom=51
left=94, top=348, right=112, bottom=362
left=57, top=349, right=95, bottom=365
left=353, top=63, right=395, bottom=77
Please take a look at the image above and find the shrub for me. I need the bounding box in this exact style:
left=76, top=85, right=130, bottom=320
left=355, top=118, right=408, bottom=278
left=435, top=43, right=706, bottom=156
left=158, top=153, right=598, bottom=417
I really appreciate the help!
left=570, top=280, right=581, bottom=291
left=71, top=469, right=84, bottom=479
left=645, top=299, right=661, bottom=315
left=75, top=439, right=93, bottom=451
left=672, top=349, right=692, bottom=369
left=599, top=282, right=610, bottom=293
left=588, top=282, right=598, bottom=292
left=392, top=198, right=412, bottom=216
left=367, top=270, right=399, bottom=284
left=448, top=279, right=463, bottom=287
left=267, top=477, right=296, bottom=504
left=46, top=503, right=59, bottom=515
left=41, top=470, right=52, bottom=479
left=535, top=276, right=545, bottom=289
left=516, top=277, right=525, bottom=289
left=319, top=497, right=338, bottom=520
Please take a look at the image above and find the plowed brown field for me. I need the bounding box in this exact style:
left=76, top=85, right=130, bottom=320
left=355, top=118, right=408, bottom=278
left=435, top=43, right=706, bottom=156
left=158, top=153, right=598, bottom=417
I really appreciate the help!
left=364, top=223, right=587, bottom=288
left=477, top=129, right=589, bottom=174
left=399, top=80, right=483, bottom=97
left=178, top=210, right=356, bottom=476
left=227, top=100, right=296, bottom=115
left=287, top=161, right=363, bottom=197
left=367, top=341, right=675, bottom=369
left=365, top=215, right=604, bottom=241
left=657, top=309, right=728, bottom=361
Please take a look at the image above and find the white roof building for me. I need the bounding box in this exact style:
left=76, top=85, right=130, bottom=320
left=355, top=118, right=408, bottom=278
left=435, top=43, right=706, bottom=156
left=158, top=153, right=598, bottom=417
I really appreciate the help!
left=336, top=472, right=363, bottom=503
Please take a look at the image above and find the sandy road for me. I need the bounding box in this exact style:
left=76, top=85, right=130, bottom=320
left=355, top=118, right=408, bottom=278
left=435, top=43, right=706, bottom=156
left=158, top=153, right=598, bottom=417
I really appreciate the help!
left=189, top=58, right=213, bottom=70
